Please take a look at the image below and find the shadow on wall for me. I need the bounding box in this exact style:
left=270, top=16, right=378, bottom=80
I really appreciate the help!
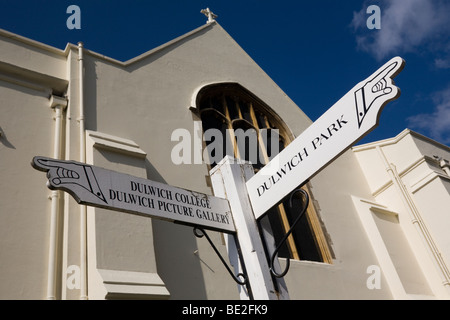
left=145, top=158, right=209, bottom=299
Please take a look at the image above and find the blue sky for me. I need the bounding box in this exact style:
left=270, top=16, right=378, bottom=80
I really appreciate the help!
left=1, top=0, right=449, bottom=146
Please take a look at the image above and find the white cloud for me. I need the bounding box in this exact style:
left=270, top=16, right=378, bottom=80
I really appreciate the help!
left=435, top=58, right=450, bottom=69
left=407, top=86, right=450, bottom=144
left=351, top=0, right=450, bottom=61
left=351, top=1, right=450, bottom=145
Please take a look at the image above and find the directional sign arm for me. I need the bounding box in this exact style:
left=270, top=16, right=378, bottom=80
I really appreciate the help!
left=32, top=156, right=235, bottom=233
left=246, top=56, right=405, bottom=219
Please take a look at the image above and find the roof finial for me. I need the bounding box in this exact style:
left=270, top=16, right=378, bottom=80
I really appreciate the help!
left=200, top=8, right=217, bottom=24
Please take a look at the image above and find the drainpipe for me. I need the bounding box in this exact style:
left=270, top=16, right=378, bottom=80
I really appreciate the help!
left=47, top=95, right=68, bottom=299
left=78, top=42, right=88, bottom=300
left=376, top=146, right=450, bottom=294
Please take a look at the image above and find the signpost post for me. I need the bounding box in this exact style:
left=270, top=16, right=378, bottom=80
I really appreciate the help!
left=32, top=56, right=404, bottom=300
left=210, top=156, right=289, bottom=300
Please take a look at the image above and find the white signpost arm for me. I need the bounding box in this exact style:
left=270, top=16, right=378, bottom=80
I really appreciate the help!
left=246, top=56, right=405, bottom=219
left=210, top=156, right=289, bottom=300
left=31, top=156, right=235, bottom=233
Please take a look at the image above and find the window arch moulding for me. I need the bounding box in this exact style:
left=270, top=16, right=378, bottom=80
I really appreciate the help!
left=190, top=82, right=295, bottom=142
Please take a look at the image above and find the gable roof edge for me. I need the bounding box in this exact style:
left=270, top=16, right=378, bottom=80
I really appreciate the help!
left=80, top=22, right=215, bottom=67
left=124, top=22, right=214, bottom=66
left=210, top=23, right=312, bottom=127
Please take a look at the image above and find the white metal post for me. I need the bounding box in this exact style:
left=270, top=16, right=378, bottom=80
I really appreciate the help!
left=210, top=156, right=289, bottom=300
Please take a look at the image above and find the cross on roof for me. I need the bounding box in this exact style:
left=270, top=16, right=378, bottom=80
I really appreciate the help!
left=200, top=8, right=218, bottom=24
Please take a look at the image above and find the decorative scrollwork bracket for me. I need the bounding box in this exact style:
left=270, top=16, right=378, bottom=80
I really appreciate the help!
left=193, top=227, right=248, bottom=286
left=269, top=188, right=309, bottom=278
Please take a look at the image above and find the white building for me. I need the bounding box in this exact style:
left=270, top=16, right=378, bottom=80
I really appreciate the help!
left=0, top=16, right=449, bottom=300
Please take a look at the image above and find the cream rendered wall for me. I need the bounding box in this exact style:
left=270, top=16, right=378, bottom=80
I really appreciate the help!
left=0, top=30, right=66, bottom=80
left=412, top=177, right=450, bottom=266
left=0, top=76, right=59, bottom=298
left=293, top=150, right=393, bottom=299
left=353, top=130, right=450, bottom=298
left=0, top=29, right=69, bottom=299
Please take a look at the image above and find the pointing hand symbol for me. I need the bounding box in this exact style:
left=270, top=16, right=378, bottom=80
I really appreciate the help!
left=32, top=156, right=107, bottom=204
left=354, top=56, right=405, bottom=129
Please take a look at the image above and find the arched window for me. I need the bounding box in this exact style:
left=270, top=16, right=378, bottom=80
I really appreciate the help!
left=194, top=83, right=333, bottom=263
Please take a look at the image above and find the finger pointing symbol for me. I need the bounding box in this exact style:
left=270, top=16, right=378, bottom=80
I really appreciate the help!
left=355, top=56, right=405, bottom=129
left=32, top=156, right=107, bottom=204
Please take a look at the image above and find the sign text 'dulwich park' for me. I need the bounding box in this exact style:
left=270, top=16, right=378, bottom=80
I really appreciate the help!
left=246, top=56, right=405, bottom=219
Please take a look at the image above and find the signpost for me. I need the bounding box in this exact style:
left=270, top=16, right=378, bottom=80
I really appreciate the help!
left=246, top=56, right=405, bottom=219
left=32, top=56, right=404, bottom=300
left=32, top=156, right=235, bottom=233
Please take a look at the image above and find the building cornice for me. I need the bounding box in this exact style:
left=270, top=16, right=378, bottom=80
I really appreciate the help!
left=353, top=128, right=450, bottom=152
left=1, top=22, right=216, bottom=68
left=0, top=28, right=68, bottom=56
